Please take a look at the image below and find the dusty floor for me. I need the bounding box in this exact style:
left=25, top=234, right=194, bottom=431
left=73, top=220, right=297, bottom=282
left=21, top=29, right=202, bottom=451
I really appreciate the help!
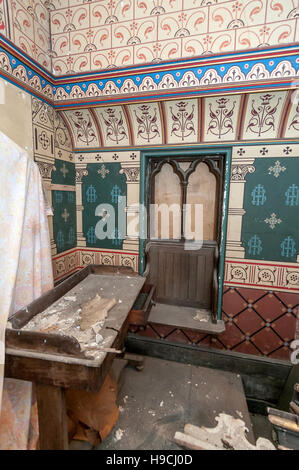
left=96, top=356, right=260, bottom=450
left=70, top=356, right=275, bottom=450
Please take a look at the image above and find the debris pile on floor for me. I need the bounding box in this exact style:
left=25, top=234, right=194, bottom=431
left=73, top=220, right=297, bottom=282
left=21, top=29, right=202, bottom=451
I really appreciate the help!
left=174, top=413, right=276, bottom=450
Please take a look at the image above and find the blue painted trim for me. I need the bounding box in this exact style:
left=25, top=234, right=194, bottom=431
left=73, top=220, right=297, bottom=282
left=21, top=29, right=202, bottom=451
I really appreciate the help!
left=218, top=149, right=232, bottom=319
left=0, top=35, right=298, bottom=107
left=73, top=140, right=299, bottom=155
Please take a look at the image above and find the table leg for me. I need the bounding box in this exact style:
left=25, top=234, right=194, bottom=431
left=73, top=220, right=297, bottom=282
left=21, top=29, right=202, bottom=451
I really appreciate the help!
left=36, top=383, right=69, bottom=450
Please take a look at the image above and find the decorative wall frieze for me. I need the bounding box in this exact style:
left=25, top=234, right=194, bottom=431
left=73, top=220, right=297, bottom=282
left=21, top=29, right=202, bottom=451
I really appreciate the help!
left=0, top=35, right=298, bottom=106
left=78, top=248, right=139, bottom=273
left=225, top=259, right=299, bottom=293
left=62, top=97, right=299, bottom=151
left=52, top=248, right=80, bottom=282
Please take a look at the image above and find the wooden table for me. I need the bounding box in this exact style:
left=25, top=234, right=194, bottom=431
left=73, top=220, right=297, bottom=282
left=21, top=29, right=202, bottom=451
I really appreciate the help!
left=4, top=265, right=145, bottom=450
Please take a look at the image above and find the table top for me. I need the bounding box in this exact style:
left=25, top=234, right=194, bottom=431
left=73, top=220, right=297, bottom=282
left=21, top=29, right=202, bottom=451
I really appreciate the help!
left=6, top=267, right=146, bottom=368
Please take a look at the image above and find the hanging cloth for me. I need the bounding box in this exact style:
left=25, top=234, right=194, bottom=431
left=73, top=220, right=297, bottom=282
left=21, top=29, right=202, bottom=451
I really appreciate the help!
left=0, top=131, right=53, bottom=449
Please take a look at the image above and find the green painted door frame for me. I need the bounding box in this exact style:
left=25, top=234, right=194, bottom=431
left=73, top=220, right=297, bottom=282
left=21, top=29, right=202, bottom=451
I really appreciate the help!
left=139, top=146, right=232, bottom=321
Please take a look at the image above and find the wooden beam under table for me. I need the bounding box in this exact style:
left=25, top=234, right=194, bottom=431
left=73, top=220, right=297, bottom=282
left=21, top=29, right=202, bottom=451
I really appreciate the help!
left=36, top=384, right=69, bottom=450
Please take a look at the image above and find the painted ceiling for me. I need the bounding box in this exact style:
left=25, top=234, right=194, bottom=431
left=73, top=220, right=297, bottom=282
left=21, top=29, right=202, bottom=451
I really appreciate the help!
left=0, top=0, right=298, bottom=75
left=50, top=0, right=299, bottom=75
left=61, top=89, right=299, bottom=150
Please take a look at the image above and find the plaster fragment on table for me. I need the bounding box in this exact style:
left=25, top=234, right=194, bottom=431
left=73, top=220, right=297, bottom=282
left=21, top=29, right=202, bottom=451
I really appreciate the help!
left=96, top=334, right=103, bottom=344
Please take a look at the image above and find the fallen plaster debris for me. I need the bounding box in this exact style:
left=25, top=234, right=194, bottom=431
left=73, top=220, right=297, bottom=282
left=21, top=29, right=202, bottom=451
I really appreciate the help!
left=193, top=309, right=210, bottom=323
left=174, top=413, right=276, bottom=450
left=114, top=429, right=124, bottom=442
left=21, top=292, right=115, bottom=357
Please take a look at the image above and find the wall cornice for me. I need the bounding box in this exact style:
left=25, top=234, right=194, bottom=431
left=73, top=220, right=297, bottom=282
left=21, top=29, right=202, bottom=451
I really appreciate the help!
left=0, top=34, right=298, bottom=109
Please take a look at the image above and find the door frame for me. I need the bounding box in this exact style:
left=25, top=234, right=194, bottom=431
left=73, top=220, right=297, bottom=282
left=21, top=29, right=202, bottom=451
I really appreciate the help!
left=139, top=146, right=232, bottom=321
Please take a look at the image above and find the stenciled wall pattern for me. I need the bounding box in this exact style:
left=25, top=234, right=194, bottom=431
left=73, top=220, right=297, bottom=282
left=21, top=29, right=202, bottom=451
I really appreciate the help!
left=60, top=90, right=299, bottom=150
left=242, top=158, right=299, bottom=263
left=74, top=150, right=141, bottom=273
left=0, top=2, right=297, bottom=362
left=50, top=0, right=299, bottom=74
left=0, top=0, right=51, bottom=71
left=32, top=94, right=78, bottom=280
left=82, top=162, right=127, bottom=250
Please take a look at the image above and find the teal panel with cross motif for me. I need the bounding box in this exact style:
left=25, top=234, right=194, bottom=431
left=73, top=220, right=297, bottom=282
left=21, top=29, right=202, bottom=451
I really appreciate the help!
left=52, top=159, right=76, bottom=186
left=242, top=158, right=299, bottom=262
left=82, top=163, right=127, bottom=250
left=52, top=190, right=77, bottom=254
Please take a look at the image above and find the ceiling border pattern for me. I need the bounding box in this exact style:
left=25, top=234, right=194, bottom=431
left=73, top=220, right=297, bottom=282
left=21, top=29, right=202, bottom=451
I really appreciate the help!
left=0, top=34, right=298, bottom=109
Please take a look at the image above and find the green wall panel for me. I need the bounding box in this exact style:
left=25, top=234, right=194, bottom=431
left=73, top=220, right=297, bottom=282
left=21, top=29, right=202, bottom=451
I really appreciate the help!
left=52, top=159, right=76, bottom=186
left=52, top=190, right=77, bottom=254
left=82, top=163, right=127, bottom=250
left=242, top=158, right=299, bottom=262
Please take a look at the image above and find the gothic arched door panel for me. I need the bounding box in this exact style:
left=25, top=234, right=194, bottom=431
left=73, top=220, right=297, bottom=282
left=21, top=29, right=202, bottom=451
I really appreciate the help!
left=146, top=155, right=224, bottom=321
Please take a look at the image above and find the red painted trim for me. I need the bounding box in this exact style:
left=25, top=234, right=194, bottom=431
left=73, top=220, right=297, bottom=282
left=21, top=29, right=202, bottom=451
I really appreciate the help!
left=80, top=248, right=139, bottom=256
left=224, top=281, right=298, bottom=292
left=52, top=248, right=78, bottom=261
left=225, top=259, right=299, bottom=269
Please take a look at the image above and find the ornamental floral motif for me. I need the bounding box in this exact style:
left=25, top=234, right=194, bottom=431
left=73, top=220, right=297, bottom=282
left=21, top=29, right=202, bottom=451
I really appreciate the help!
left=37, top=162, right=55, bottom=180
left=98, top=164, right=110, bottom=179
left=76, top=168, right=89, bottom=183
left=134, top=105, right=160, bottom=143
left=207, top=98, right=236, bottom=139
left=264, top=213, right=282, bottom=230
left=231, top=164, right=255, bottom=182
left=71, top=112, right=97, bottom=146
left=170, top=101, right=195, bottom=141
left=288, top=102, right=299, bottom=133
left=101, top=108, right=128, bottom=144
left=268, top=161, right=286, bottom=178
left=55, top=112, right=71, bottom=149
left=246, top=94, right=281, bottom=137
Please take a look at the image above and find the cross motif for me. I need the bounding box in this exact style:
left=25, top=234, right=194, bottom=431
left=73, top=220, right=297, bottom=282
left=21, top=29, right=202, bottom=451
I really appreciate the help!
left=60, top=163, right=69, bottom=179
left=260, top=147, right=268, bottom=155
left=62, top=208, right=70, bottom=223
left=268, top=161, right=286, bottom=178
left=283, top=146, right=292, bottom=155
left=98, top=164, right=110, bottom=179
left=264, top=213, right=282, bottom=230
left=39, top=131, right=50, bottom=150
